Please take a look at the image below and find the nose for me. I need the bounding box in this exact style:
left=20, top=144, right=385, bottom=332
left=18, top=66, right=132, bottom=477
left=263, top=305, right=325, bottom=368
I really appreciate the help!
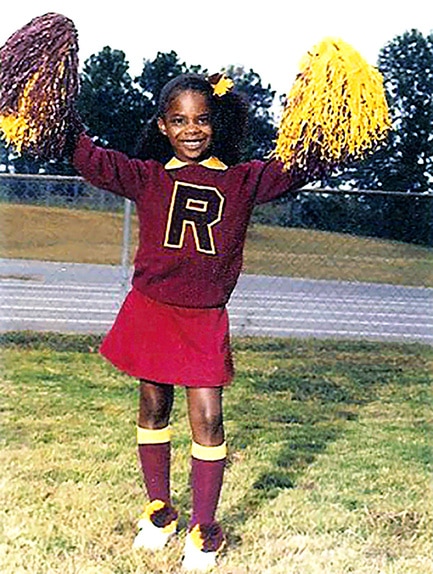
left=185, top=119, right=201, bottom=133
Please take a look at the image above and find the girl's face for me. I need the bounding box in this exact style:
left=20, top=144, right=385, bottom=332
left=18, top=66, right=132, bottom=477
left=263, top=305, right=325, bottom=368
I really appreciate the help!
left=157, top=90, right=213, bottom=164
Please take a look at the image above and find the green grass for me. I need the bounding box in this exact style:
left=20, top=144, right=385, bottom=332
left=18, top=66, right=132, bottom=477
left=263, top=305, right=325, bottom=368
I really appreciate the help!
left=1, top=335, right=432, bottom=573
left=1, top=203, right=432, bottom=287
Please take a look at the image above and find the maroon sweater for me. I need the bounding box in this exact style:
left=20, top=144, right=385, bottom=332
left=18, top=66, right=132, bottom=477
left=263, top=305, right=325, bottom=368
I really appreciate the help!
left=73, top=133, right=303, bottom=308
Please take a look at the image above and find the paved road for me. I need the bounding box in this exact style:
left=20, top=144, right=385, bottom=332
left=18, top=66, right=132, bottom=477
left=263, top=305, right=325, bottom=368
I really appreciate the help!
left=1, top=258, right=432, bottom=344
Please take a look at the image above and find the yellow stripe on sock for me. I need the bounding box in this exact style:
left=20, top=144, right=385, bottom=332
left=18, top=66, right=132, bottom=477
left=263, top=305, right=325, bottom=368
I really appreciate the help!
left=191, top=441, right=227, bottom=461
left=137, top=425, right=171, bottom=445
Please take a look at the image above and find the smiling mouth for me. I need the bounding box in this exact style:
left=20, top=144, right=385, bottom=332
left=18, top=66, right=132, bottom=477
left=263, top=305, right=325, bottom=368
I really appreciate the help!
left=182, top=139, right=205, bottom=149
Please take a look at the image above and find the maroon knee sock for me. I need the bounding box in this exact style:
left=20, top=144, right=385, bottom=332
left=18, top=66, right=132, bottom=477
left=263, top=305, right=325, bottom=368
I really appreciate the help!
left=190, top=442, right=227, bottom=526
left=137, top=426, right=171, bottom=504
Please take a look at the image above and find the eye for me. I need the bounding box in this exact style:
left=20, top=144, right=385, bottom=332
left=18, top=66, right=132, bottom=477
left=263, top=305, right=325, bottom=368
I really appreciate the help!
left=170, top=116, right=185, bottom=126
left=198, top=115, right=211, bottom=125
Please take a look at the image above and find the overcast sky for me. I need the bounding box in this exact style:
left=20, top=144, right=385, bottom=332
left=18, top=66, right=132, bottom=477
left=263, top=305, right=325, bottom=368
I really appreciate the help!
left=1, top=0, right=432, bottom=103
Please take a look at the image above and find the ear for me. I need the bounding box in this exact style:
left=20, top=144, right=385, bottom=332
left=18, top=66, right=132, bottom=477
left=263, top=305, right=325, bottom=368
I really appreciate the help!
left=157, top=117, right=167, bottom=136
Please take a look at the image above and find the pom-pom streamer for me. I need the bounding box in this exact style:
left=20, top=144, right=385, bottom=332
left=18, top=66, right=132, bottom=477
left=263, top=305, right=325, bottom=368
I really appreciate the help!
left=0, top=12, right=79, bottom=159
left=274, top=38, right=391, bottom=175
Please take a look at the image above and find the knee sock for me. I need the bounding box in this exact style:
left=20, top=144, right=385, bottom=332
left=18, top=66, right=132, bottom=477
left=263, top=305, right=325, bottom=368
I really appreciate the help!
left=137, top=425, right=171, bottom=505
left=190, top=441, right=227, bottom=527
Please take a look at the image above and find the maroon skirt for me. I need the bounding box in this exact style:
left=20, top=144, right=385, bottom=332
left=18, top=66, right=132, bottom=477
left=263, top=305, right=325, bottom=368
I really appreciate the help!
left=99, top=288, right=234, bottom=387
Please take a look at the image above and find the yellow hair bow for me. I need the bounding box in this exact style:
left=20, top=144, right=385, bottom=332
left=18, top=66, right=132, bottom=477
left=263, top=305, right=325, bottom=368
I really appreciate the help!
left=208, top=73, right=234, bottom=97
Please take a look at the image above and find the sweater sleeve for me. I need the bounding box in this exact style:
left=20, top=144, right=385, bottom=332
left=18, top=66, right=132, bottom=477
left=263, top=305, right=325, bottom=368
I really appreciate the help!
left=72, top=133, right=149, bottom=201
left=253, top=159, right=307, bottom=205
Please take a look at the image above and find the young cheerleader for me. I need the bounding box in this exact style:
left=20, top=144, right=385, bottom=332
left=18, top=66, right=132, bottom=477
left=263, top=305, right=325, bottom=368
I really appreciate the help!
left=0, top=12, right=391, bottom=572
left=71, top=72, right=308, bottom=571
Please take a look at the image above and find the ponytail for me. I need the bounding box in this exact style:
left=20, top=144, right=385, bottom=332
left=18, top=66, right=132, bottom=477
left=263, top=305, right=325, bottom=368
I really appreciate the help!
left=134, top=115, right=172, bottom=163
left=212, top=89, right=249, bottom=165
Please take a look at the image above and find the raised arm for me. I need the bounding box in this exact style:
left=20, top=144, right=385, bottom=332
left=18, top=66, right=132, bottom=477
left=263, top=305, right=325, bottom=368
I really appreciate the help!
left=253, top=158, right=307, bottom=205
left=72, top=133, right=147, bottom=201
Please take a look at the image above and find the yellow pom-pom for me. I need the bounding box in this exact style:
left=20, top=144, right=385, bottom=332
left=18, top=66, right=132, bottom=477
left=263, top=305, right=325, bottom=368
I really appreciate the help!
left=274, top=37, right=391, bottom=174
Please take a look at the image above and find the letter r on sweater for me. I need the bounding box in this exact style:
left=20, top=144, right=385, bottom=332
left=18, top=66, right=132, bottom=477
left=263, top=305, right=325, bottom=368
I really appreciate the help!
left=164, top=182, right=225, bottom=255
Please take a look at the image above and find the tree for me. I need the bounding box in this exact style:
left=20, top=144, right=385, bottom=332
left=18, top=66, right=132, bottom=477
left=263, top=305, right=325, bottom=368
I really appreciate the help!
left=321, top=29, right=433, bottom=245
left=369, top=30, right=433, bottom=245
left=0, top=139, right=11, bottom=172
left=137, top=50, right=192, bottom=112
left=377, top=30, right=433, bottom=192
left=77, top=46, right=149, bottom=155
left=327, top=29, right=433, bottom=193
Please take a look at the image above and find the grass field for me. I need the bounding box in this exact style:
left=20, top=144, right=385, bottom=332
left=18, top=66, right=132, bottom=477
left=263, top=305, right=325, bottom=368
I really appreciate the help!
left=1, top=334, right=432, bottom=573
left=1, top=203, right=432, bottom=287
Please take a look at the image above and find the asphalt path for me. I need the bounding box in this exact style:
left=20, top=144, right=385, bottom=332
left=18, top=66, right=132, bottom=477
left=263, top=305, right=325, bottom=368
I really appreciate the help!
left=1, top=258, right=432, bottom=344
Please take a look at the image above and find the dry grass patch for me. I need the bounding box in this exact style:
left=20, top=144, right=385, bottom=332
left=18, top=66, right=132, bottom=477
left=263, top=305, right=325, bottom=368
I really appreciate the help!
left=243, top=224, right=433, bottom=286
left=1, top=203, right=138, bottom=264
left=1, top=203, right=432, bottom=286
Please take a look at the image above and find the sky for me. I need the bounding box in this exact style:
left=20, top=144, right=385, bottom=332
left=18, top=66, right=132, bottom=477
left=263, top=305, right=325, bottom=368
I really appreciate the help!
left=1, top=0, right=432, bottom=105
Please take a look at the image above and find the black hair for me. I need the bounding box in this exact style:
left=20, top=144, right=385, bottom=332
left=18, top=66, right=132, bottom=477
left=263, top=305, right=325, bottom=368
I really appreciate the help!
left=136, top=73, right=249, bottom=165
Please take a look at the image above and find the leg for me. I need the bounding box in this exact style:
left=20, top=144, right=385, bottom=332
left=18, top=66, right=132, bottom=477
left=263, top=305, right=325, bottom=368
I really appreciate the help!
left=183, top=387, right=226, bottom=570
left=186, top=387, right=226, bottom=526
left=138, top=379, right=174, bottom=429
left=186, top=386, right=224, bottom=446
left=133, top=380, right=178, bottom=550
left=137, top=380, right=174, bottom=504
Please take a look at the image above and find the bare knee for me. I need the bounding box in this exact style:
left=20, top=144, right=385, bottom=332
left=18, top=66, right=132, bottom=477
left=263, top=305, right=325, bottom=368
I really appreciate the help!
left=138, top=380, right=174, bottom=429
left=193, top=406, right=223, bottom=442
left=187, top=387, right=224, bottom=446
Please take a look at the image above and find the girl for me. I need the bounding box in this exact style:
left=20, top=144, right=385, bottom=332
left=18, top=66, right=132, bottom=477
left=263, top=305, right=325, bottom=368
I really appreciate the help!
left=72, top=72, right=308, bottom=572
left=0, top=11, right=391, bottom=570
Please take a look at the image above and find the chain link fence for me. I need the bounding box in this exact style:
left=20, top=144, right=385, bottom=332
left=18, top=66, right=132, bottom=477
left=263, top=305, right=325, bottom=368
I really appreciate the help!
left=1, top=173, right=432, bottom=343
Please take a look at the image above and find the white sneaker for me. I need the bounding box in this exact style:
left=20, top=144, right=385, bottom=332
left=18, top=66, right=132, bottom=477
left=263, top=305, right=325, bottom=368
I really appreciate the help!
left=182, top=523, right=224, bottom=572
left=132, top=499, right=178, bottom=551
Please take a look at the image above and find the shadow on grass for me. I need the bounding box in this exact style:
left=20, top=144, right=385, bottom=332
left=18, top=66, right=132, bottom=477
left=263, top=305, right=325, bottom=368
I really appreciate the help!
left=219, top=337, right=430, bottom=547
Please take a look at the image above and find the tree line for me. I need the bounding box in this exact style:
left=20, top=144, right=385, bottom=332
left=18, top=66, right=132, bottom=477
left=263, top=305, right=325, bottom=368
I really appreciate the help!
left=1, top=30, right=432, bottom=245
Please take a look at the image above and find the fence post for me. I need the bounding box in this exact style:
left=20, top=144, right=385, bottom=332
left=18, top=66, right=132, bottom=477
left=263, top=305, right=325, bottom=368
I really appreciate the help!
left=121, top=198, right=132, bottom=295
